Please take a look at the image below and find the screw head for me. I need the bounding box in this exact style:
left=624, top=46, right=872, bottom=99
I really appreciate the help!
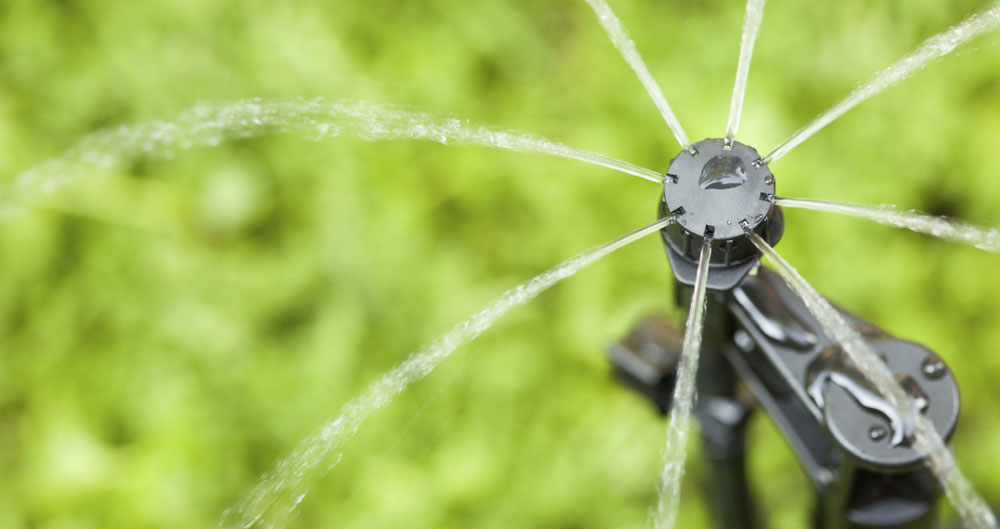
left=868, top=424, right=888, bottom=442
left=922, top=356, right=947, bottom=380
left=733, top=330, right=754, bottom=352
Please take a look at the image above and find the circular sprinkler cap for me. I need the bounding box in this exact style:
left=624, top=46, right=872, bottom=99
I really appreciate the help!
left=659, top=138, right=783, bottom=291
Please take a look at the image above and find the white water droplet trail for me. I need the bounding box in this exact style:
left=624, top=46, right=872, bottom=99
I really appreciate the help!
left=219, top=215, right=674, bottom=529
left=775, top=196, right=1000, bottom=253
left=4, top=97, right=664, bottom=215
left=653, top=237, right=712, bottom=529
left=764, top=2, right=1000, bottom=164
left=584, top=0, right=691, bottom=149
left=725, top=0, right=767, bottom=144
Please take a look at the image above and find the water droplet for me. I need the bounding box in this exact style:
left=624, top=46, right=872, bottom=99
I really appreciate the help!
left=699, top=155, right=747, bottom=190
left=869, top=424, right=888, bottom=441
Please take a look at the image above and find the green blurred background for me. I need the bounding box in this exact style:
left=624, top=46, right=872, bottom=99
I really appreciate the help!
left=0, top=0, right=999, bottom=527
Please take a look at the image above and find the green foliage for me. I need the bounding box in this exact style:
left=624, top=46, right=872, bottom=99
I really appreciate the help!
left=0, top=0, right=998, bottom=527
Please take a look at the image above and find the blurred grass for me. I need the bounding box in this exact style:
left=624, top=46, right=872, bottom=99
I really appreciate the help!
left=0, top=0, right=998, bottom=527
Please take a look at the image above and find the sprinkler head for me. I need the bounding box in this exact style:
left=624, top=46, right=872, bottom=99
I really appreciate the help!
left=658, top=138, right=784, bottom=291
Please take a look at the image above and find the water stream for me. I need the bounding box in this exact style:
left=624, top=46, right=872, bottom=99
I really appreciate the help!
left=776, top=196, right=1000, bottom=253
left=764, top=1, right=1000, bottom=164
left=725, top=0, right=767, bottom=143
left=218, top=216, right=674, bottom=529
left=584, top=0, right=691, bottom=149
left=654, top=238, right=712, bottom=529
left=3, top=97, right=663, bottom=216
left=744, top=229, right=998, bottom=529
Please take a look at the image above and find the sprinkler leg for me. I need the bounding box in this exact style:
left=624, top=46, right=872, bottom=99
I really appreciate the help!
left=692, top=290, right=759, bottom=529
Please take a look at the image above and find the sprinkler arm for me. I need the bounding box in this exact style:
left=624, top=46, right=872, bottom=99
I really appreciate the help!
left=609, top=266, right=960, bottom=529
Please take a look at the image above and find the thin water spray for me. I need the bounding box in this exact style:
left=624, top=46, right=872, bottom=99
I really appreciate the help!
left=3, top=98, right=663, bottom=215
left=776, top=196, right=1000, bottom=253
left=725, top=0, right=766, bottom=144
left=584, top=0, right=691, bottom=149
left=744, top=229, right=998, bottom=529
left=765, top=1, right=1000, bottom=164
left=654, top=238, right=712, bottom=529
left=219, top=216, right=674, bottom=529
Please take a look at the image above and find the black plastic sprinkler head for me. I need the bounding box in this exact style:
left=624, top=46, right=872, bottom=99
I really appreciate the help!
left=658, top=138, right=784, bottom=291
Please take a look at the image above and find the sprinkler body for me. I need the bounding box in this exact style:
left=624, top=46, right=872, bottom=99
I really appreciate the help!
left=610, top=269, right=959, bottom=529
left=609, top=138, right=961, bottom=528
left=659, top=138, right=783, bottom=291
